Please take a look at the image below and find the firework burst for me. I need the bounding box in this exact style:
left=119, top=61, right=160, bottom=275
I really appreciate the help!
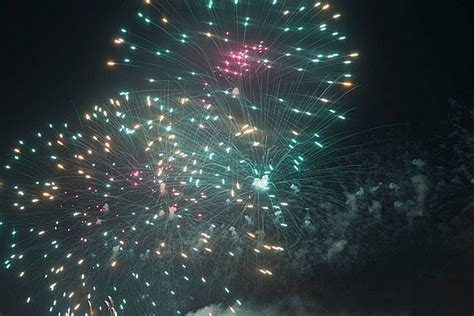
left=1, top=1, right=357, bottom=314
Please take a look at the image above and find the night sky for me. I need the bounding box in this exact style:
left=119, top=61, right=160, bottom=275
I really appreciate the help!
left=1, top=1, right=473, bottom=315
left=1, top=0, right=472, bottom=149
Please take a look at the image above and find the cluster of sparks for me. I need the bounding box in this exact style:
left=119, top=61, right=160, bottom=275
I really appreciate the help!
left=216, top=43, right=269, bottom=77
left=1, top=0, right=357, bottom=315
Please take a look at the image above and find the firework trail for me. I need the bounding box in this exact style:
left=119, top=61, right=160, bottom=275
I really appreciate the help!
left=1, top=1, right=357, bottom=314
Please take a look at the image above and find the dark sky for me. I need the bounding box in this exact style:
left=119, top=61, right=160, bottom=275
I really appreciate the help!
left=0, top=1, right=473, bottom=314
left=1, top=0, right=473, bottom=152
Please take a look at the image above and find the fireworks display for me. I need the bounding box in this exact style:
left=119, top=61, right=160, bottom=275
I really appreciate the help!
left=1, top=1, right=357, bottom=314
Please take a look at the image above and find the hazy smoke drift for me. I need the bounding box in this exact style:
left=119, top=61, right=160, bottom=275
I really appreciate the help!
left=187, top=297, right=324, bottom=316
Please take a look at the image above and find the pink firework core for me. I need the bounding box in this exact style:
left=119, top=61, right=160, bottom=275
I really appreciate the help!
left=215, top=42, right=270, bottom=78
